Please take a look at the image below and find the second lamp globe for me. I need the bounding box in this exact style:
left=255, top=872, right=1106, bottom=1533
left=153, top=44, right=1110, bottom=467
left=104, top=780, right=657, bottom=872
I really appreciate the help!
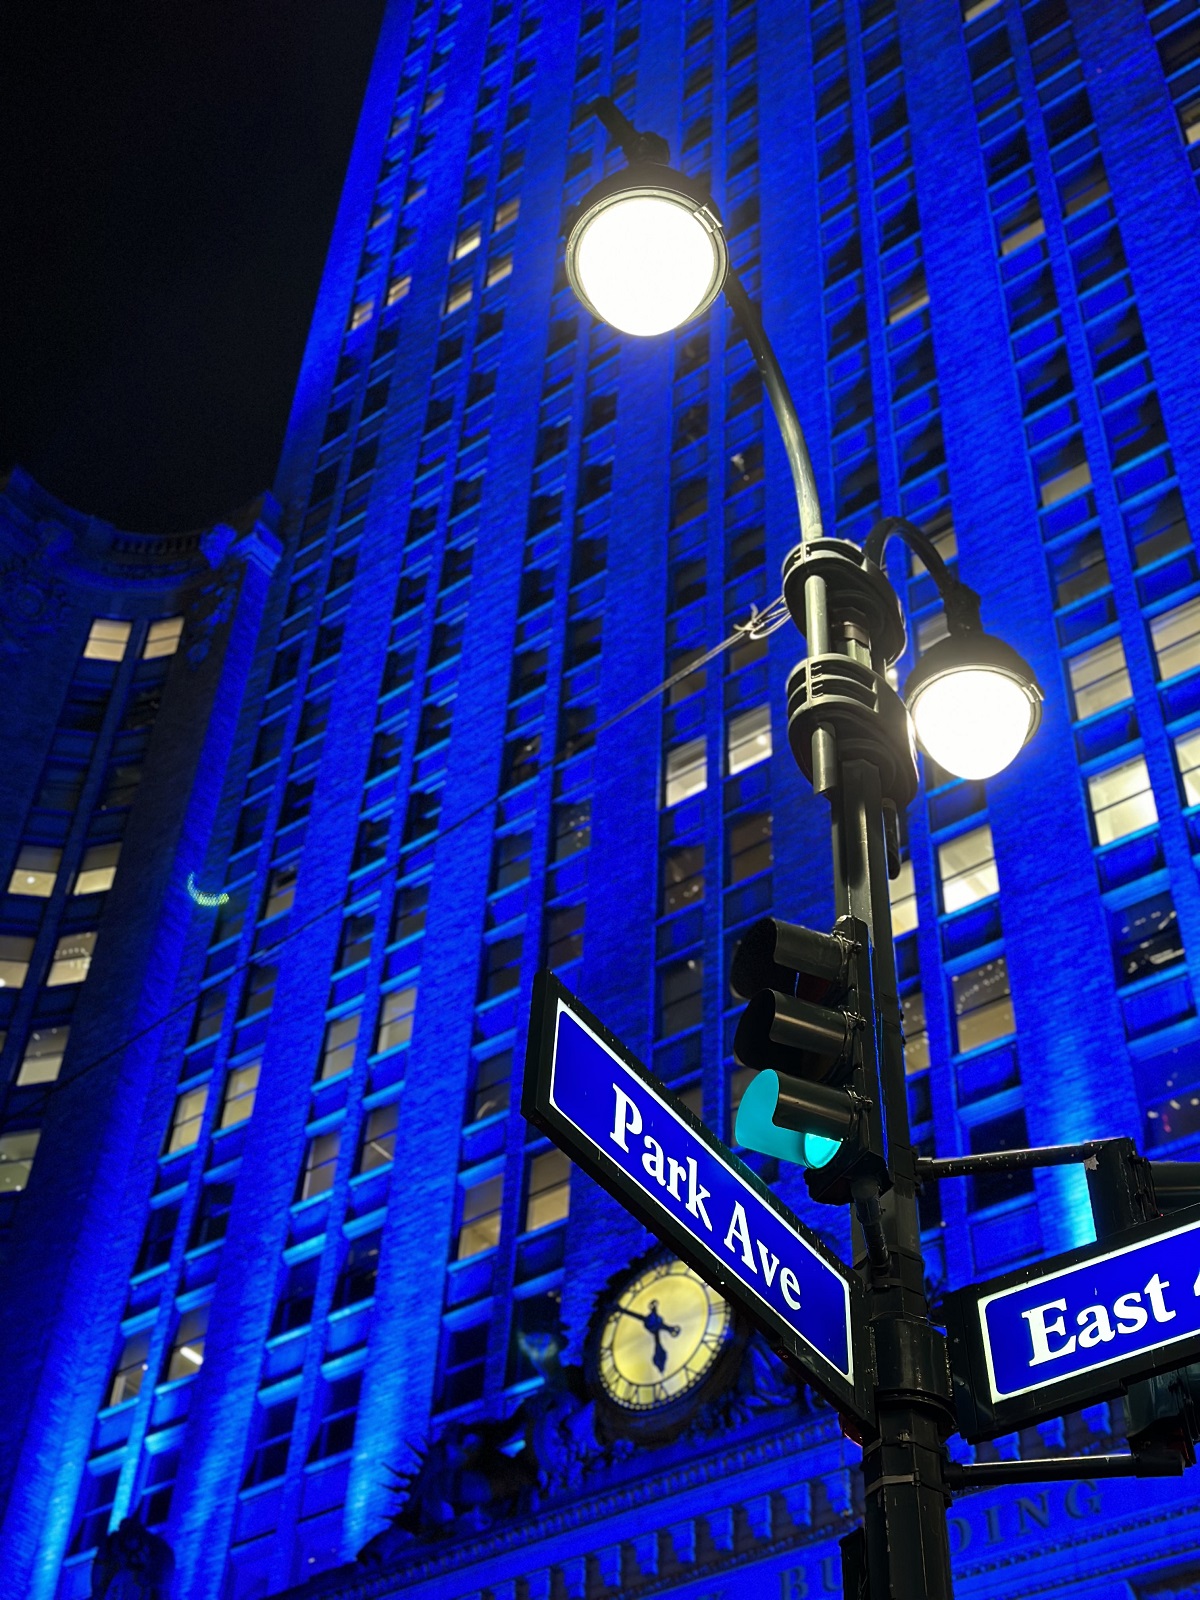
left=565, top=169, right=728, bottom=338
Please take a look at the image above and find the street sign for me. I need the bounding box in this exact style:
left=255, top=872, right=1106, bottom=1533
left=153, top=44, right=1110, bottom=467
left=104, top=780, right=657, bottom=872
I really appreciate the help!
left=945, top=1202, right=1200, bottom=1440
left=523, top=970, right=873, bottom=1423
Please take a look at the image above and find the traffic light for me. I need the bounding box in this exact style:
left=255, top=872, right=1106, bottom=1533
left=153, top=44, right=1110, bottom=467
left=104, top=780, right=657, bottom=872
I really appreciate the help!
left=731, top=914, right=889, bottom=1205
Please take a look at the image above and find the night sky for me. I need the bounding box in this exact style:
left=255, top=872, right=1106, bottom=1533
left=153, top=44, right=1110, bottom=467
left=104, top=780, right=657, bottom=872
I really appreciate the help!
left=1, top=2, right=387, bottom=533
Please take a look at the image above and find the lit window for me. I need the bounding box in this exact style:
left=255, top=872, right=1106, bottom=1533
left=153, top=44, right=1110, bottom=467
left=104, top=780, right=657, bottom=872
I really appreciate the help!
left=349, top=298, right=375, bottom=330
left=166, top=1086, right=209, bottom=1154
left=1151, top=597, right=1200, bottom=681
left=143, top=616, right=184, bottom=659
left=164, top=1305, right=209, bottom=1382
left=659, top=956, right=703, bottom=1036
left=446, top=281, right=474, bottom=315
left=470, top=1050, right=512, bottom=1121
left=524, top=1149, right=571, bottom=1231
left=46, top=931, right=96, bottom=987
left=84, top=618, right=131, bottom=661
left=938, top=826, right=998, bottom=913
left=1068, top=637, right=1131, bottom=719
left=1175, top=729, right=1200, bottom=807
left=890, top=859, right=918, bottom=937
left=0, top=935, right=34, bottom=989
left=999, top=216, right=1045, bottom=256
left=727, top=704, right=772, bottom=775
left=75, top=843, right=120, bottom=895
left=1088, top=756, right=1157, bottom=845
left=8, top=845, right=61, bottom=897
left=1040, top=460, right=1092, bottom=507
left=887, top=269, right=929, bottom=324
left=220, top=1062, right=260, bottom=1129
left=457, top=1174, right=503, bottom=1259
left=108, top=1330, right=151, bottom=1406
left=486, top=252, right=513, bottom=287
left=298, top=1131, right=341, bottom=1200
left=902, top=989, right=929, bottom=1073
left=356, top=1102, right=399, bottom=1174
left=386, top=272, right=412, bottom=305
left=494, top=196, right=520, bottom=230
left=1183, top=100, right=1200, bottom=146
left=917, top=611, right=950, bottom=653
left=319, top=1013, right=360, bottom=1080
left=662, top=844, right=705, bottom=913
left=0, top=1129, right=40, bottom=1192
left=728, top=811, right=772, bottom=882
left=952, top=958, right=1014, bottom=1053
left=17, top=1026, right=69, bottom=1086
left=664, top=737, right=707, bottom=806
left=909, top=515, right=957, bottom=572
left=453, top=223, right=482, bottom=259
left=962, top=0, right=1001, bottom=17
left=376, top=985, right=418, bottom=1052
left=262, top=863, right=298, bottom=919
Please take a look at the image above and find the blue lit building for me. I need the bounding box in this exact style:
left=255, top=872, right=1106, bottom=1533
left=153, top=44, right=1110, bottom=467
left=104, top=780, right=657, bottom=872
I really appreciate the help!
left=2, top=0, right=1200, bottom=1596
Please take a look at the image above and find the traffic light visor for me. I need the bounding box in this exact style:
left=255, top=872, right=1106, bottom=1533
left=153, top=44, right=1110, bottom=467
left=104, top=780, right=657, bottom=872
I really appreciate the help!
left=735, top=1069, right=846, bottom=1169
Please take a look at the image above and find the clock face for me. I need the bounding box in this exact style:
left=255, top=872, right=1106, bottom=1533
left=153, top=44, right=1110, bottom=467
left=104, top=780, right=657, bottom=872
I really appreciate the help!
left=595, top=1256, right=734, bottom=1414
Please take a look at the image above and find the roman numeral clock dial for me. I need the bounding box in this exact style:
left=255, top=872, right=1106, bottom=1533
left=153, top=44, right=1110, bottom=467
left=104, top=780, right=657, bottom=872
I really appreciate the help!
left=585, top=1253, right=747, bottom=1442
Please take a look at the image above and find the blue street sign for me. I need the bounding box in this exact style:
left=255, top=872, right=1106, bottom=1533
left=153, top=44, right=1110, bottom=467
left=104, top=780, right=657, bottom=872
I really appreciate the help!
left=523, top=971, right=872, bottom=1423
left=945, top=1204, right=1200, bottom=1440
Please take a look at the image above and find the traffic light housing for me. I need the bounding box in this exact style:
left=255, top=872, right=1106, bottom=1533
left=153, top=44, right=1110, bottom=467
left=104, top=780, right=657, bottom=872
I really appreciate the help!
left=731, top=914, right=889, bottom=1205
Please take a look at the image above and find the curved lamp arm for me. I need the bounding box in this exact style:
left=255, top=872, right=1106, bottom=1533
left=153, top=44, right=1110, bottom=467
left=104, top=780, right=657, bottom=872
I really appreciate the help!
left=863, top=515, right=982, bottom=634
left=589, top=99, right=824, bottom=545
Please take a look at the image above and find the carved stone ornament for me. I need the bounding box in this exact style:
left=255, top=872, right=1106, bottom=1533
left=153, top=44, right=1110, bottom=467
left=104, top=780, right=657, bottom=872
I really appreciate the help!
left=89, top=1513, right=176, bottom=1600
left=0, top=551, right=69, bottom=657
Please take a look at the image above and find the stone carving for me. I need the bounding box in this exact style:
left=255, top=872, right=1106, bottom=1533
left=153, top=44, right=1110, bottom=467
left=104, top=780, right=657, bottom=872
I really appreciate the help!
left=89, top=1513, right=175, bottom=1600
left=0, top=548, right=69, bottom=657
left=185, top=567, right=242, bottom=668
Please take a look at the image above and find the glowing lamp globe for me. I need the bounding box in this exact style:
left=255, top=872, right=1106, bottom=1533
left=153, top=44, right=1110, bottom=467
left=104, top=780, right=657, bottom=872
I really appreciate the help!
left=565, top=168, right=728, bottom=337
left=904, top=632, right=1043, bottom=781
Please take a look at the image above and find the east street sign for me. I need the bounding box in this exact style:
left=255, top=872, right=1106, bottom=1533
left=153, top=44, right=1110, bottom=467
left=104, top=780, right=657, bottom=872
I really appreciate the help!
left=945, top=1202, right=1200, bottom=1440
left=523, top=971, right=873, bottom=1423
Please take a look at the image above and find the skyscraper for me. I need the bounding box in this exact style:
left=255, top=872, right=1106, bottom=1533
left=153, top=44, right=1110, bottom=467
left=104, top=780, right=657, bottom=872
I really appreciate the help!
left=2, top=0, right=1200, bottom=1596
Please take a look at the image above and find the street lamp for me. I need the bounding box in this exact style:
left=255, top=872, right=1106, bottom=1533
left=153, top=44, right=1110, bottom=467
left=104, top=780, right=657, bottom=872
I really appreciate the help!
left=564, top=100, right=1048, bottom=1600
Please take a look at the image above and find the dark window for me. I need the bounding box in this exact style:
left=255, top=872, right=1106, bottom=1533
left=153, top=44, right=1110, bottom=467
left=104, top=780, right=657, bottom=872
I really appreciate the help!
left=309, top=1374, right=362, bottom=1461
left=369, top=726, right=404, bottom=779
left=240, top=964, right=277, bottom=1020
left=546, top=903, right=585, bottom=966
left=727, top=442, right=764, bottom=494
left=492, top=831, right=532, bottom=891
left=333, top=1231, right=381, bottom=1309
left=313, top=622, right=343, bottom=664
left=502, top=734, right=540, bottom=789
left=675, top=331, right=709, bottom=377
left=969, top=1111, right=1035, bottom=1210
left=135, top=1204, right=179, bottom=1274
left=659, top=956, right=704, bottom=1036
left=243, top=1400, right=296, bottom=1488
left=417, top=700, right=454, bottom=750
left=190, top=1181, right=236, bottom=1249
left=441, top=544, right=473, bottom=586
left=519, top=568, right=555, bottom=613
left=404, top=790, right=441, bottom=843
left=727, top=527, right=765, bottom=579
left=279, top=778, right=315, bottom=829
left=190, top=985, right=228, bottom=1045
left=470, top=1050, right=512, bottom=1121
left=299, top=695, right=331, bottom=741
left=565, top=615, right=602, bottom=668
left=436, top=1320, right=488, bottom=1410
left=338, top=914, right=374, bottom=971
left=382, top=647, right=417, bottom=695
left=586, top=392, right=617, bottom=431
left=571, top=537, right=607, bottom=584
left=729, top=812, right=773, bottom=882
left=558, top=703, right=596, bottom=759
left=553, top=800, right=591, bottom=860
left=1111, top=892, right=1185, bottom=985
left=70, top=1470, right=121, bottom=1555
left=662, top=845, right=705, bottom=913
left=355, top=814, right=391, bottom=867
left=578, top=462, right=613, bottom=505
left=272, top=1255, right=320, bottom=1336
left=670, top=557, right=707, bottom=610
left=390, top=882, right=428, bottom=942
left=481, top=936, right=523, bottom=1000
left=511, top=648, right=548, bottom=698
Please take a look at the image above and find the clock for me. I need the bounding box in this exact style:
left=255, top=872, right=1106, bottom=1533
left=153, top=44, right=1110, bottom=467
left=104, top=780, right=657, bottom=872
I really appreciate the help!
left=585, top=1252, right=746, bottom=1442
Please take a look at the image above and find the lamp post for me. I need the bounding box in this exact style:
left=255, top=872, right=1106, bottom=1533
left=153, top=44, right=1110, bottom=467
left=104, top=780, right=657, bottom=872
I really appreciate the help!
left=564, top=103, right=1044, bottom=1600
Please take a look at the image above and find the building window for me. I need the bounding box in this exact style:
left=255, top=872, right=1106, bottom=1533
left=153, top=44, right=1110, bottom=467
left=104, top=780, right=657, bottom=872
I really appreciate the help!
left=952, top=957, right=1015, bottom=1053
left=728, top=811, right=772, bottom=882
left=494, top=196, right=520, bottom=229
left=320, top=1012, right=360, bottom=1080
left=239, top=963, right=277, bottom=1018
left=546, top=903, right=585, bottom=966
left=70, top=1469, right=121, bottom=1555
left=262, top=864, right=298, bottom=919
left=136, top=1204, right=179, bottom=1273
left=333, top=1230, right=381, bottom=1309
left=902, top=989, right=929, bottom=1073
left=469, top=1050, right=512, bottom=1121
left=16, top=1026, right=69, bottom=1086
left=524, top=1149, right=570, bottom=1231
left=1111, top=892, right=1184, bottom=984
left=84, top=618, right=131, bottom=661
left=553, top=800, right=591, bottom=860
left=726, top=704, right=772, bottom=775
left=890, top=859, right=918, bottom=937
left=938, top=825, right=998, bottom=913
left=492, top=831, right=532, bottom=891
left=391, top=882, right=428, bottom=941
left=659, top=956, right=703, bottom=1036
left=143, top=616, right=184, bottom=659
left=662, top=844, right=705, bottom=913
left=191, top=984, right=228, bottom=1044
left=298, top=1131, right=341, bottom=1200
left=243, top=1399, right=296, bottom=1488
left=386, top=273, right=412, bottom=305
left=1087, top=756, right=1157, bottom=845
left=190, top=1179, right=235, bottom=1248
left=1175, top=729, right=1200, bottom=807
left=664, top=737, right=707, bottom=807
left=356, top=1102, right=399, bottom=1174
left=75, top=843, right=121, bottom=894
left=968, top=1111, right=1035, bottom=1210
left=481, top=937, right=522, bottom=1000
left=0, top=935, right=34, bottom=989
left=457, top=1174, right=503, bottom=1259
left=309, top=1373, right=362, bottom=1461
left=376, top=985, right=417, bottom=1052
left=46, top=931, right=97, bottom=987
left=437, top=1319, right=488, bottom=1409
left=486, top=252, right=513, bottom=286
left=107, top=1330, right=151, bottom=1406
left=272, top=1255, right=320, bottom=1335
left=453, top=223, right=482, bottom=258
left=219, top=1062, right=260, bottom=1129
left=1067, top=637, right=1131, bottom=719
left=163, top=1305, right=209, bottom=1382
left=1151, top=597, right=1200, bottom=681
left=445, top=281, right=473, bottom=315
left=0, top=1129, right=40, bottom=1192
left=166, top=1086, right=208, bottom=1154
left=338, top=912, right=374, bottom=970
left=7, top=845, right=60, bottom=897
left=137, top=1449, right=179, bottom=1529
